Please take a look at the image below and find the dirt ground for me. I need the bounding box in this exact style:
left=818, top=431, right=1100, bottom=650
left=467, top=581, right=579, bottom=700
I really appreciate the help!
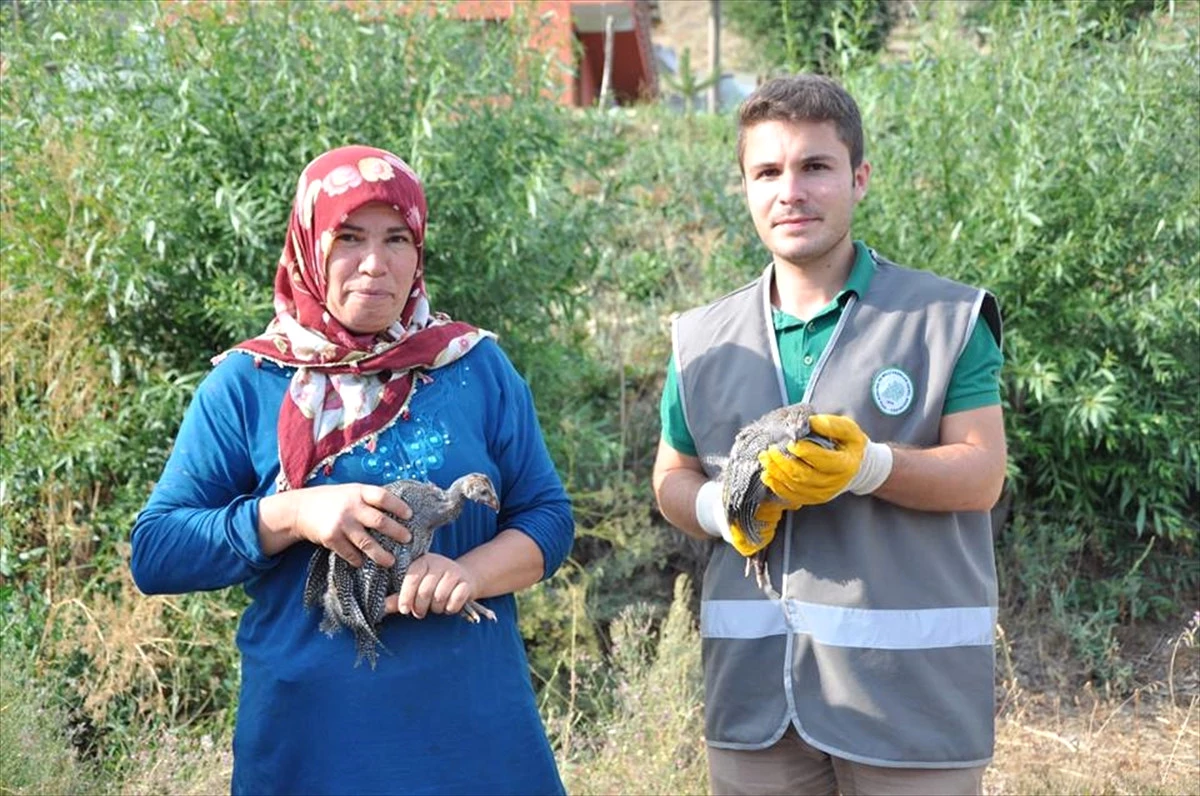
left=986, top=616, right=1200, bottom=795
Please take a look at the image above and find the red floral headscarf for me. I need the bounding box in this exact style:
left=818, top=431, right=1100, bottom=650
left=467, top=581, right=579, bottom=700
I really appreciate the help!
left=220, top=145, right=492, bottom=490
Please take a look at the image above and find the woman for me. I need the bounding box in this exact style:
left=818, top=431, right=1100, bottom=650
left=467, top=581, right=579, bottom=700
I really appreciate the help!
left=130, top=145, right=573, bottom=795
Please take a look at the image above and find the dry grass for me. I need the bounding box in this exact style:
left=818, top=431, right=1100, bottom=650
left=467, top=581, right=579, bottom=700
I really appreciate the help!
left=0, top=129, right=123, bottom=601
left=986, top=615, right=1200, bottom=795
left=557, top=574, right=708, bottom=796
left=989, top=691, right=1199, bottom=795
left=0, top=683, right=100, bottom=796
left=555, top=602, right=1200, bottom=796
left=0, top=662, right=232, bottom=796
left=117, top=729, right=233, bottom=796
left=0, top=278, right=111, bottom=585
left=4, top=582, right=1197, bottom=795
left=554, top=603, right=1200, bottom=796
left=42, top=568, right=179, bottom=725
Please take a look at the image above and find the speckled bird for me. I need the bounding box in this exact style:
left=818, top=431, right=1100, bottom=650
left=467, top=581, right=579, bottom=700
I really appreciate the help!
left=302, top=473, right=501, bottom=668
left=722, top=403, right=834, bottom=599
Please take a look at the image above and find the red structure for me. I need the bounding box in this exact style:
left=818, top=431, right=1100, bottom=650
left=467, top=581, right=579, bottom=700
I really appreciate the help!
left=161, top=0, right=659, bottom=106
left=448, top=0, right=659, bottom=106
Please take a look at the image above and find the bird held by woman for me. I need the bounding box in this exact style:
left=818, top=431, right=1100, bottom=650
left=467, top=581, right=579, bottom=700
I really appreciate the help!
left=303, top=472, right=501, bottom=668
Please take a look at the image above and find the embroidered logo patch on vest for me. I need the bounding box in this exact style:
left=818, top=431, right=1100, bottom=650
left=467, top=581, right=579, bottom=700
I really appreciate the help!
left=871, top=367, right=914, bottom=416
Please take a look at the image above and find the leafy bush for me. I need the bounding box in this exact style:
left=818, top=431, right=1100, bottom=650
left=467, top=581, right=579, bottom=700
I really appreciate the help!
left=844, top=1, right=1199, bottom=662
left=965, top=0, right=1165, bottom=41
left=724, top=0, right=896, bottom=74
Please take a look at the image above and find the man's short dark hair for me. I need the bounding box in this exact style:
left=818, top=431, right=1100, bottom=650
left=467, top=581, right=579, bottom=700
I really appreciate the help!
left=737, top=75, right=865, bottom=172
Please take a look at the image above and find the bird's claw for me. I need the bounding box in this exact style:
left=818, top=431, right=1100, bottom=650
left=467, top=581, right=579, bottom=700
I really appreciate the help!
left=746, top=554, right=782, bottom=601
left=461, top=600, right=497, bottom=623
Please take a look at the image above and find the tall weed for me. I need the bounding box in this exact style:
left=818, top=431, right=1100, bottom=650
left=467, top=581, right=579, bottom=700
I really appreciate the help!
left=0, top=639, right=102, bottom=796
left=557, top=575, right=707, bottom=796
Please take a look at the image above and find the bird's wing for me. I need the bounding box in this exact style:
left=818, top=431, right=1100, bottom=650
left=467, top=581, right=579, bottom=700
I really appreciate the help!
left=302, top=548, right=329, bottom=610
left=722, top=404, right=827, bottom=552
left=723, top=419, right=786, bottom=548
left=330, top=555, right=381, bottom=646
left=361, top=539, right=391, bottom=627
left=388, top=479, right=443, bottom=532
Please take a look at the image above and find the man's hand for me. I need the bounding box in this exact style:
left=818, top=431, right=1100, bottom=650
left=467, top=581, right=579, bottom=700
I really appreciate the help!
left=759, top=414, right=894, bottom=505
left=258, top=483, right=412, bottom=566
left=387, top=553, right=478, bottom=619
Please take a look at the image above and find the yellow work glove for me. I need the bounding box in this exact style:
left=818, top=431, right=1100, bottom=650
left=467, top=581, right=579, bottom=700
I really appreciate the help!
left=730, top=500, right=787, bottom=557
left=758, top=414, right=894, bottom=506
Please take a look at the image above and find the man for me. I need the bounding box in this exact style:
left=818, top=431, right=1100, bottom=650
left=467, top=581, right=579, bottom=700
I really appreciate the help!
left=651, top=74, right=1006, bottom=796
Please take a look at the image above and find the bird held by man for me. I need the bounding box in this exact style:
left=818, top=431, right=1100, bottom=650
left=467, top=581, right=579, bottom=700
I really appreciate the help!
left=303, top=472, right=501, bottom=668
left=721, top=403, right=834, bottom=599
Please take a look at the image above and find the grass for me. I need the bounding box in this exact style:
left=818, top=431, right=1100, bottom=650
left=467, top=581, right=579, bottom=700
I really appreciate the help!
left=0, top=657, right=232, bottom=796
left=556, top=575, right=708, bottom=795
left=989, top=691, right=1199, bottom=795
left=986, top=612, right=1200, bottom=795
left=0, top=659, right=101, bottom=796
left=5, top=584, right=1196, bottom=795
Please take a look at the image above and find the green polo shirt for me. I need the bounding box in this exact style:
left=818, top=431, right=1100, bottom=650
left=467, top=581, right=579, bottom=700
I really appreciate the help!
left=660, top=241, right=1003, bottom=456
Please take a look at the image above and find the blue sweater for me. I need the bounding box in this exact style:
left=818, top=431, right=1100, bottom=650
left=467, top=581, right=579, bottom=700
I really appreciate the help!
left=131, top=339, right=573, bottom=795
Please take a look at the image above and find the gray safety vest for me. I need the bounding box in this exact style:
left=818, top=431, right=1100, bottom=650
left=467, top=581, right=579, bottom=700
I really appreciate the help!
left=673, top=252, right=1002, bottom=768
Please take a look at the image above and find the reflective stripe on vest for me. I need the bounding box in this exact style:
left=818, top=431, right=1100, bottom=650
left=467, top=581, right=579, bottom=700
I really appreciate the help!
left=700, top=599, right=996, bottom=648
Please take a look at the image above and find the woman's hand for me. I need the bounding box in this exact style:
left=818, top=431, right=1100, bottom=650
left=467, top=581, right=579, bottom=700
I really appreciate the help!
left=257, top=483, right=412, bottom=566
left=386, top=553, right=478, bottom=619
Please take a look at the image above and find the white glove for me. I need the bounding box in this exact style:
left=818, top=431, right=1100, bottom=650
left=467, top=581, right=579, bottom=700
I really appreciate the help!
left=844, top=441, right=894, bottom=496
left=694, top=480, right=735, bottom=546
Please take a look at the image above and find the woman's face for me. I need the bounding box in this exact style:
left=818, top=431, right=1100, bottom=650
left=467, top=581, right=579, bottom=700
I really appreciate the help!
left=324, top=202, right=419, bottom=334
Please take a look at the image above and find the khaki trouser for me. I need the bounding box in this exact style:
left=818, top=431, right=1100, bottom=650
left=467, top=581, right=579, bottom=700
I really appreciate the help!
left=707, top=728, right=986, bottom=796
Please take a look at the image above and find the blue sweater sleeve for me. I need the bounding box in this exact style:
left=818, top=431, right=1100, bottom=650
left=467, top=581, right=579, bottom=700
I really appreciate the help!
left=130, top=357, right=280, bottom=595
left=484, top=344, right=574, bottom=580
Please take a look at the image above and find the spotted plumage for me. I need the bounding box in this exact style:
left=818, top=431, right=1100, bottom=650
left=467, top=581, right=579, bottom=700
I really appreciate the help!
left=722, top=403, right=834, bottom=598
left=302, top=473, right=500, bottom=668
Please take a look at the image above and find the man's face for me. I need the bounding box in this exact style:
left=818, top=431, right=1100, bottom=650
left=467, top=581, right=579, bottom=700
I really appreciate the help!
left=741, top=119, right=870, bottom=269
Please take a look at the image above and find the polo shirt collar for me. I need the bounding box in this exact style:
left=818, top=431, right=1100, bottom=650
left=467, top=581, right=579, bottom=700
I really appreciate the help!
left=772, top=240, right=876, bottom=329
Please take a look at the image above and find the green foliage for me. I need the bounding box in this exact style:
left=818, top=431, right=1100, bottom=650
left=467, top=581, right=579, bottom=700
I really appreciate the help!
left=724, top=0, right=896, bottom=74
left=2, top=0, right=586, bottom=373
left=518, top=565, right=605, bottom=720
left=998, top=516, right=1179, bottom=687
left=661, top=47, right=721, bottom=115
left=846, top=1, right=1199, bottom=627
left=966, top=0, right=1165, bottom=41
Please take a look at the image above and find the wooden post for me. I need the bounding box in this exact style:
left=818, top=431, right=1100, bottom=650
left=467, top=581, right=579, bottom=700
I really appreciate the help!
left=708, top=0, right=721, bottom=113
left=599, top=14, right=615, bottom=109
